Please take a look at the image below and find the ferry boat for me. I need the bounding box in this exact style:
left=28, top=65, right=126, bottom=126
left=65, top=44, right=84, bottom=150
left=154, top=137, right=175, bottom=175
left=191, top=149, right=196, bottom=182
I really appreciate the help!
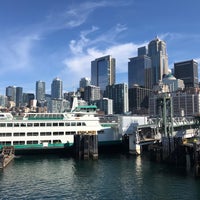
left=0, top=105, right=108, bottom=152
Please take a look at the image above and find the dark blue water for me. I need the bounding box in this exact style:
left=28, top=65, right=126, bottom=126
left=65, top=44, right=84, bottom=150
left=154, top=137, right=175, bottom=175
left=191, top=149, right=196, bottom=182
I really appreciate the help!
left=0, top=153, right=200, bottom=200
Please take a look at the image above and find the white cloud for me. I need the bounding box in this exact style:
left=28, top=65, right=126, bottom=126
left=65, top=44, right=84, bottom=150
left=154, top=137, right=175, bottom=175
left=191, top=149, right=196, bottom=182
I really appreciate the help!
left=62, top=24, right=146, bottom=90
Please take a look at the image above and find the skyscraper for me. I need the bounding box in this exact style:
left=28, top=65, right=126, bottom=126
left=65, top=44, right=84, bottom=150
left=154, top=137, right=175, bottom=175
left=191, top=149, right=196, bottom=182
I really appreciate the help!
left=105, top=83, right=129, bottom=114
left=6, top=86, right=16, bottom=103
left=174, top=59, right=199, bottom=88
left=148, top=37, right=169, bottom=85
left=51, top=77, right=63, bottom=99
left=128, top=46, right=152, bottom=88
left=91, top=55, right=115, bottom=94
left=36, top=81, right=46, bottom=102
left=79, top=77, right=91, bottom=88
left=16, top=87, right=23, bottom=107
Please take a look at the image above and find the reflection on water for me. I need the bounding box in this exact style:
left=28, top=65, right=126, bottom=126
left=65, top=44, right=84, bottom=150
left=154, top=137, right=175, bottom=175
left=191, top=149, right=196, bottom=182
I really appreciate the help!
left=0, top=153, right=200, bottom=200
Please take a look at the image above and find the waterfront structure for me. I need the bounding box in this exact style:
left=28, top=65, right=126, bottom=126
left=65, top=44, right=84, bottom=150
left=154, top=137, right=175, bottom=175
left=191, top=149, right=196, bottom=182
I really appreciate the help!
left=36, top=81, right=46, bottom=103
left=105, top=83, right=129, bottom=114
left=84, top=85, right=100, bottom=103
left=174, top=59, right=199, bottom=88
left=149, top=91, right=200, bottom=117
left=148, top=37, right=169, bottom=85
left=129, top=85, right=152, bottom=115
left=162, top=74, right=185, bottom=92
left=6, top=86, right=16, bottom=103
left=128, top=47, right=152, bottom=89
left=51, top=77, right=63, bottom=99
left=91, top=55, right=115, bottom=94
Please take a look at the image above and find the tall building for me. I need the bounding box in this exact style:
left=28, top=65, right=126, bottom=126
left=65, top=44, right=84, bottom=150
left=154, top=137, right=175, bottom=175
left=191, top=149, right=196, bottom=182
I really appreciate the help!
left=6, top=86, right=16, bottom=103
left=105, top=83, right=129, bottom=114
left=148, top=37, right=169, bottom=85
left=36, top=81, right=46, bottom=102
left=16, top=87, right=23, bottom=107
left=129, top=85, right=152, bottom=115
left=51, top=77, right=63, bottom=99
left=95, top=98, right=113, bottom=115
left=79, top=77, right=91, bottom=88
left=174, top=59, right=199, bottom=88
left=128, top=47, right=152, bottom=88
left=91, top=55, right=115, bottom=94
left=23, top=93, right=34, bottom=107
left=84, top=85, right=100, bottom=103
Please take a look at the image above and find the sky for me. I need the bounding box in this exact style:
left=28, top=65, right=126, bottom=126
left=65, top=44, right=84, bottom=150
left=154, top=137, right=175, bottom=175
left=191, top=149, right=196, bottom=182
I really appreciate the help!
left=0, top=0, right=200, bottom=95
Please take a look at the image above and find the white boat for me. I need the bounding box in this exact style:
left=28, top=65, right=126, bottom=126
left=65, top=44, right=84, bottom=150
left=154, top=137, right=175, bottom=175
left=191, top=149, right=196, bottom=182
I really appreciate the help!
left=0, top=104, right=105, bottom=151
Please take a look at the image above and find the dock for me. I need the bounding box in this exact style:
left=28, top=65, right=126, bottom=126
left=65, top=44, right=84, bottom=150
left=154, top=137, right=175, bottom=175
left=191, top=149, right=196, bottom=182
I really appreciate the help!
left=0, top=146, right=15, bottom=169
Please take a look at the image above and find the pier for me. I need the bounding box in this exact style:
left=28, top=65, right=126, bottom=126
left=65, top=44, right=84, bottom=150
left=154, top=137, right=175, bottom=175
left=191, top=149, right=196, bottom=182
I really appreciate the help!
left=74, top=132, right=98, bottom=160
left=0, top=146, right=15, bottom=168
left=128, top=93, right=200, bottom=177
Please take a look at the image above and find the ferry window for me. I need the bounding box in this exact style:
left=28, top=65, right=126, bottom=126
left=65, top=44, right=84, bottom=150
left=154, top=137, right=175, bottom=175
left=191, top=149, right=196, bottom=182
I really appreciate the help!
left=53, top=123, right=58, bottom=126
left=34, top=123, right=39, bottom=127
left=27, top=141, right=38, bottom=144
left=65, top=132, right=70, bottom=135
left=59, top=132, right=64, bottom=135
left=53, top=132, right=58, bottom=135
left=71, top=122, right=76, bottom=126
left=20, top=132, right=25, bottom=136
left=77, top=122, right=81, bottom=126
left=0, top=123, right=6, bottom=127
left=82, top=122, right=86, bottom=126
left=14, top=133, right=20, bottom=136
left=27, top=132, right=38, bottom=136
left=46, top=132, right=51, bottom=136
left=40, top=132, right=45, bottom=136
left=59, top=122, right=64, bottom=126
left=7, top=123, right=13, bottom=127
left=5, top=141, right=11, bottom=145
left=65, top=122, right=70, bottom=126
left=53, top=140, right=61, bottom=143
left=27, top=123, right=33, bottom=127
left=14, top=123, right=19, bottom=127
left=47, top=123, right=52, bottom=126
left=13, top=141, right=25, bottom=145
left=40, top=123, right=45, bottom=127
left=6, top=133, right=12, bottom=137
left=21, top=123, right=26, bottom=127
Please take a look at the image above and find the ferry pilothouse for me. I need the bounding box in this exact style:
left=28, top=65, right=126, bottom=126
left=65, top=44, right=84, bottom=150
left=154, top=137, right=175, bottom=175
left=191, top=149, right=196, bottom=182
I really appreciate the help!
left=0, top=105, right=105, bottom=151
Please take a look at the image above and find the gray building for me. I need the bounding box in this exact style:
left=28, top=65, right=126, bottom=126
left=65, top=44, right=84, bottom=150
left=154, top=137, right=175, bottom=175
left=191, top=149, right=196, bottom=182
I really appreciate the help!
left=128, top=47, right=152, bottom=89
left=6, top=86, right=16, bottom=103
left=84, top=85, right=100, bottom=103
left=51, top=77, right=63, bottom=99
left=79, top=77, right=91, bottom=88
left=36, top=81, right=46, bottom=102
left=129, top=85, right=152, bottom=115
left=174, top=59, right=199, bottom=88
left=105, top=83, right=129, bottom=114
left=91, top=55, right=115, bottom=94
left=148, top=37, right=169, bottom=85
left=16, top=87, right=23, bottom=107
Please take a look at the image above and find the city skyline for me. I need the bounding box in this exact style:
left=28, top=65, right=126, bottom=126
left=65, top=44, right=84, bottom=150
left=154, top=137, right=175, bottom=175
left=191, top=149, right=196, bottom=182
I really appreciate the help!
left=0, top=0, right=200, bottom=94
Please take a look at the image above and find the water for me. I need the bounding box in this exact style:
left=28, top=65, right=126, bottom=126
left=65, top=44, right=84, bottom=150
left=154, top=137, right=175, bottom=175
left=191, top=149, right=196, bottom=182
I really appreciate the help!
left=0, top=153, right=200, bottom=200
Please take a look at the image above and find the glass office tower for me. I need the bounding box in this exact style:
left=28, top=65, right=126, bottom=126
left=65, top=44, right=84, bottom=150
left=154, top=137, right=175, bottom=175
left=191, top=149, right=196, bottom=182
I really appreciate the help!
left=91, top=55, right=115, bottom=94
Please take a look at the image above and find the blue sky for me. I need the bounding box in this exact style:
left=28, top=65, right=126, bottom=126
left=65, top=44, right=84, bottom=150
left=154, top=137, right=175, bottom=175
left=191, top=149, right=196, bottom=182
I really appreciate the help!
left=0, top=0, right=200, bottom=95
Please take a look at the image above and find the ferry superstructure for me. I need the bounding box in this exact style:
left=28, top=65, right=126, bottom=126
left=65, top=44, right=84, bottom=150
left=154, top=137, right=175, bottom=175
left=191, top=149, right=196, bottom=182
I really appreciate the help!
left=0, top=105, right=105, bottom=151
